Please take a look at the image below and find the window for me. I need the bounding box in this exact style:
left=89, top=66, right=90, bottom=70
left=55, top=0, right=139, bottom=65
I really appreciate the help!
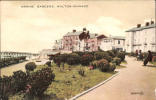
left=118, top=40, right=120, bottom=44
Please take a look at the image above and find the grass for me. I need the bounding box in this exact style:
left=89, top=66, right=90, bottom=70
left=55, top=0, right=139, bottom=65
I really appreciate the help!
left=9, top=63, right=116, bottom=100
left=116, top=65, right=126, bottom=69
left=121, top=60, right=127, bottom=64
left=42, top=63, right=116, bottom=99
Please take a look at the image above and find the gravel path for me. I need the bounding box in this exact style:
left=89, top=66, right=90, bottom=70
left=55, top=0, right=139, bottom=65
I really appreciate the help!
left=77, top=56, right=156, bottom=100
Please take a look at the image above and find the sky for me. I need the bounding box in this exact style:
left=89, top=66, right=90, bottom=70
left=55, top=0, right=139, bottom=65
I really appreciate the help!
left=0, top=0, right=155, bottom=53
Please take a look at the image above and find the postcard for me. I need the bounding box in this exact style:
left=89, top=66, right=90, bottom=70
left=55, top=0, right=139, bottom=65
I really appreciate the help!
left=0, top=0, right=155, bottom=100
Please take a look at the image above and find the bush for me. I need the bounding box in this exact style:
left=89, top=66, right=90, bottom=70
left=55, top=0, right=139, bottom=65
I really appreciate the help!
left=78, top=68, right=85, bottom=76
left=152, top=56, right=156, bottom=62
left=94, top=52, right=112, bottom=62
left=25, top=62, right=36, bottom=71
left=107, top=50, right=115, bottom=57
left=80, top=54, right=94, bottom=66
left=112, top=57, right=121, bottom=65
left=27, top=67, right=55, bottom=97
left=12, top=70, right=28, bottom=93
left=91, top=60, right=98, bottom=69
left=109, top=63, right=116, bottom=71
left=45, top=61, right=51, bottom=67
left=97, top=59, right=109, bottom=72
left=0, top=76, right=13, bottom=100
left=117, top=52, right=125, bottom=61
left=66, top=53, right=80, bottom=65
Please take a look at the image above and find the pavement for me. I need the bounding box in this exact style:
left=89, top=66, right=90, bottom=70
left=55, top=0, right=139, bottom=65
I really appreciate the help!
left=77, top=56, right=156, bottom=100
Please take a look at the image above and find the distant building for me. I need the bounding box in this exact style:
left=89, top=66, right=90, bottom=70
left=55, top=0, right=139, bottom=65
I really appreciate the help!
left=125, top=21, right=156, bottom=52
left=86, top=34, right=107, bottom=52
left=39, top=49, right=57, bottom=59
left=62, top=28, right=90, bottom=52
left=52, top=39, right=63, bottom=51
left=61, top=28, right=107, bottom=52
left=100, top=36, right=125, bottom=51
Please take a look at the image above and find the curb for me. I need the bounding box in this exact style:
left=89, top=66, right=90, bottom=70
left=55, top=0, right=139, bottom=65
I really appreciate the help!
left=69, top=72, right=119, bottom=100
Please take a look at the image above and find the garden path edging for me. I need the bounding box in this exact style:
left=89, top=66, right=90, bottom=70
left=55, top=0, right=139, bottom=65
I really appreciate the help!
left=69, top=72, right=119, bottom=100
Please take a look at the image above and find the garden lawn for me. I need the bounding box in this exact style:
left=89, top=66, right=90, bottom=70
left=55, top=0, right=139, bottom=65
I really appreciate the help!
left=9, top=63, right=117, bottom=100
left=38, top=63, right=116, bottom=99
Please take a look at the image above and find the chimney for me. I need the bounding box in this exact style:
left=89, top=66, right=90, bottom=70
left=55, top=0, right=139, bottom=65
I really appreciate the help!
left=151, top=21, right=154, bottom=24
left=145, top=22, right=149, bottom=26
left=73, top=29, right=76, bottom=32
left=137, top=24, right=141, bottom=28
left=83, top=28, right=87, bottom=32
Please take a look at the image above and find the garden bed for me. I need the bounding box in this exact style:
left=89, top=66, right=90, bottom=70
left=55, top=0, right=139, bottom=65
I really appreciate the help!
left=9, top=63, right=117, bottom=100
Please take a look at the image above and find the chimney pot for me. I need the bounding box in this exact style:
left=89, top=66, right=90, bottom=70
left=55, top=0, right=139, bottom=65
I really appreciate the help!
left=83, top=28, right=86, bottom=32
left=73, top=29, right=76, bottom=32
left=145, top=22, right=149, bottom=26
left=151, top=21, right=154, bottom=24
left=137, top=24, right=141, bottom=28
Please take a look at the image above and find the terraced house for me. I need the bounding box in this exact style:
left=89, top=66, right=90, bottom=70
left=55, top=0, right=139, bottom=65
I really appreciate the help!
left=125, top=21, right=156, bottom=52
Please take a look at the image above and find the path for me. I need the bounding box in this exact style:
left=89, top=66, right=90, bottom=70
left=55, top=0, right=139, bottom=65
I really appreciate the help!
left=0, top=59, right=49, bottom=76
left=77, top=56, right=156, bottom=100
left=0, top=61, right=29, bottom=76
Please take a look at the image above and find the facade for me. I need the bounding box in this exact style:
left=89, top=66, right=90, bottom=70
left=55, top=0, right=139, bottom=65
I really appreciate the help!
left=125, top=21, right=156, bottom=53
left=100, top=36, right=125, bottom=51
left=61, top=28, right=107, bottom=52
left=62, top=28, right=89, bottom=52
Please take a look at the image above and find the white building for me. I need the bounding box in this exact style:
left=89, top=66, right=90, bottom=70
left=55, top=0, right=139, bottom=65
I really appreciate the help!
left=53, top=39, right=63, bottom=51
left=125, top=21, right=156, bottom=53
left=100, top=36, right=125, bottom=51
left=39, top=49, right=58, bottom=59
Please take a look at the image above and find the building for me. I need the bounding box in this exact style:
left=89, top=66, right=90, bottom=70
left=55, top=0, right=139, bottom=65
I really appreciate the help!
left=86, top=34, right=107, bottom=52
left=100, top=36, right=125, bottom=51
left=39, top=49, right=57, bottom=59
left=62, top=28, right=90, bottom=52
left=125, top=21, right=156, bottom=53
left=61, top=28, right=107, bottom=52
left=52, top=39, right=63, bottom=51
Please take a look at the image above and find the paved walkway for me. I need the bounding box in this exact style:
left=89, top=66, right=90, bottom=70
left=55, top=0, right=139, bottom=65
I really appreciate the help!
left=0, top=61, right=29, bottom=76
left=77, top=56, right=156, bottom=100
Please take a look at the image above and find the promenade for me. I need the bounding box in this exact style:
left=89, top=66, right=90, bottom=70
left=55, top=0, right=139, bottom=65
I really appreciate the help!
left=77, top=56, right=156, bottom=100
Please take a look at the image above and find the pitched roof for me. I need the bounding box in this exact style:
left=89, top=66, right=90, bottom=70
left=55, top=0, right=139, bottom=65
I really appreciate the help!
left=64, top=31, right=83, bottom=36
left=126, top=23, right=156, bottom=32
left=112, top=36, right=125, bottom=40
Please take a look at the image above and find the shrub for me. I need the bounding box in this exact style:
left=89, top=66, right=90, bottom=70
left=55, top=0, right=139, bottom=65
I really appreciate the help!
left=117, top=52, right=125, bottom=61
left=80, top=54, right=94, bottom=66
left=0, top=76, right=13, bottom=100
left=66, top=53, right=80, bottom=65
left=97, top=59, right=109, bottom=72
left=27, top=67, right=55, bottom=97
left=112, top=57, right=121, bottom=65
left=25, top=62, right=36, bottom=71
left=12, top=70, right=28, bottom=93
left=78, top=68, right=85, bottom=76
left=107, top=50, right=115, bottom=57
left=130, top=52, right=136, bottom=57
left=109, top=63, right=116, bottom=72
left=94, top=52, right=112, bottom=62
left=45, top=61, right=51, bottom=67
left=152, top=56, right=156, bottom=62
left=91, top=60, right=98, bottom=69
